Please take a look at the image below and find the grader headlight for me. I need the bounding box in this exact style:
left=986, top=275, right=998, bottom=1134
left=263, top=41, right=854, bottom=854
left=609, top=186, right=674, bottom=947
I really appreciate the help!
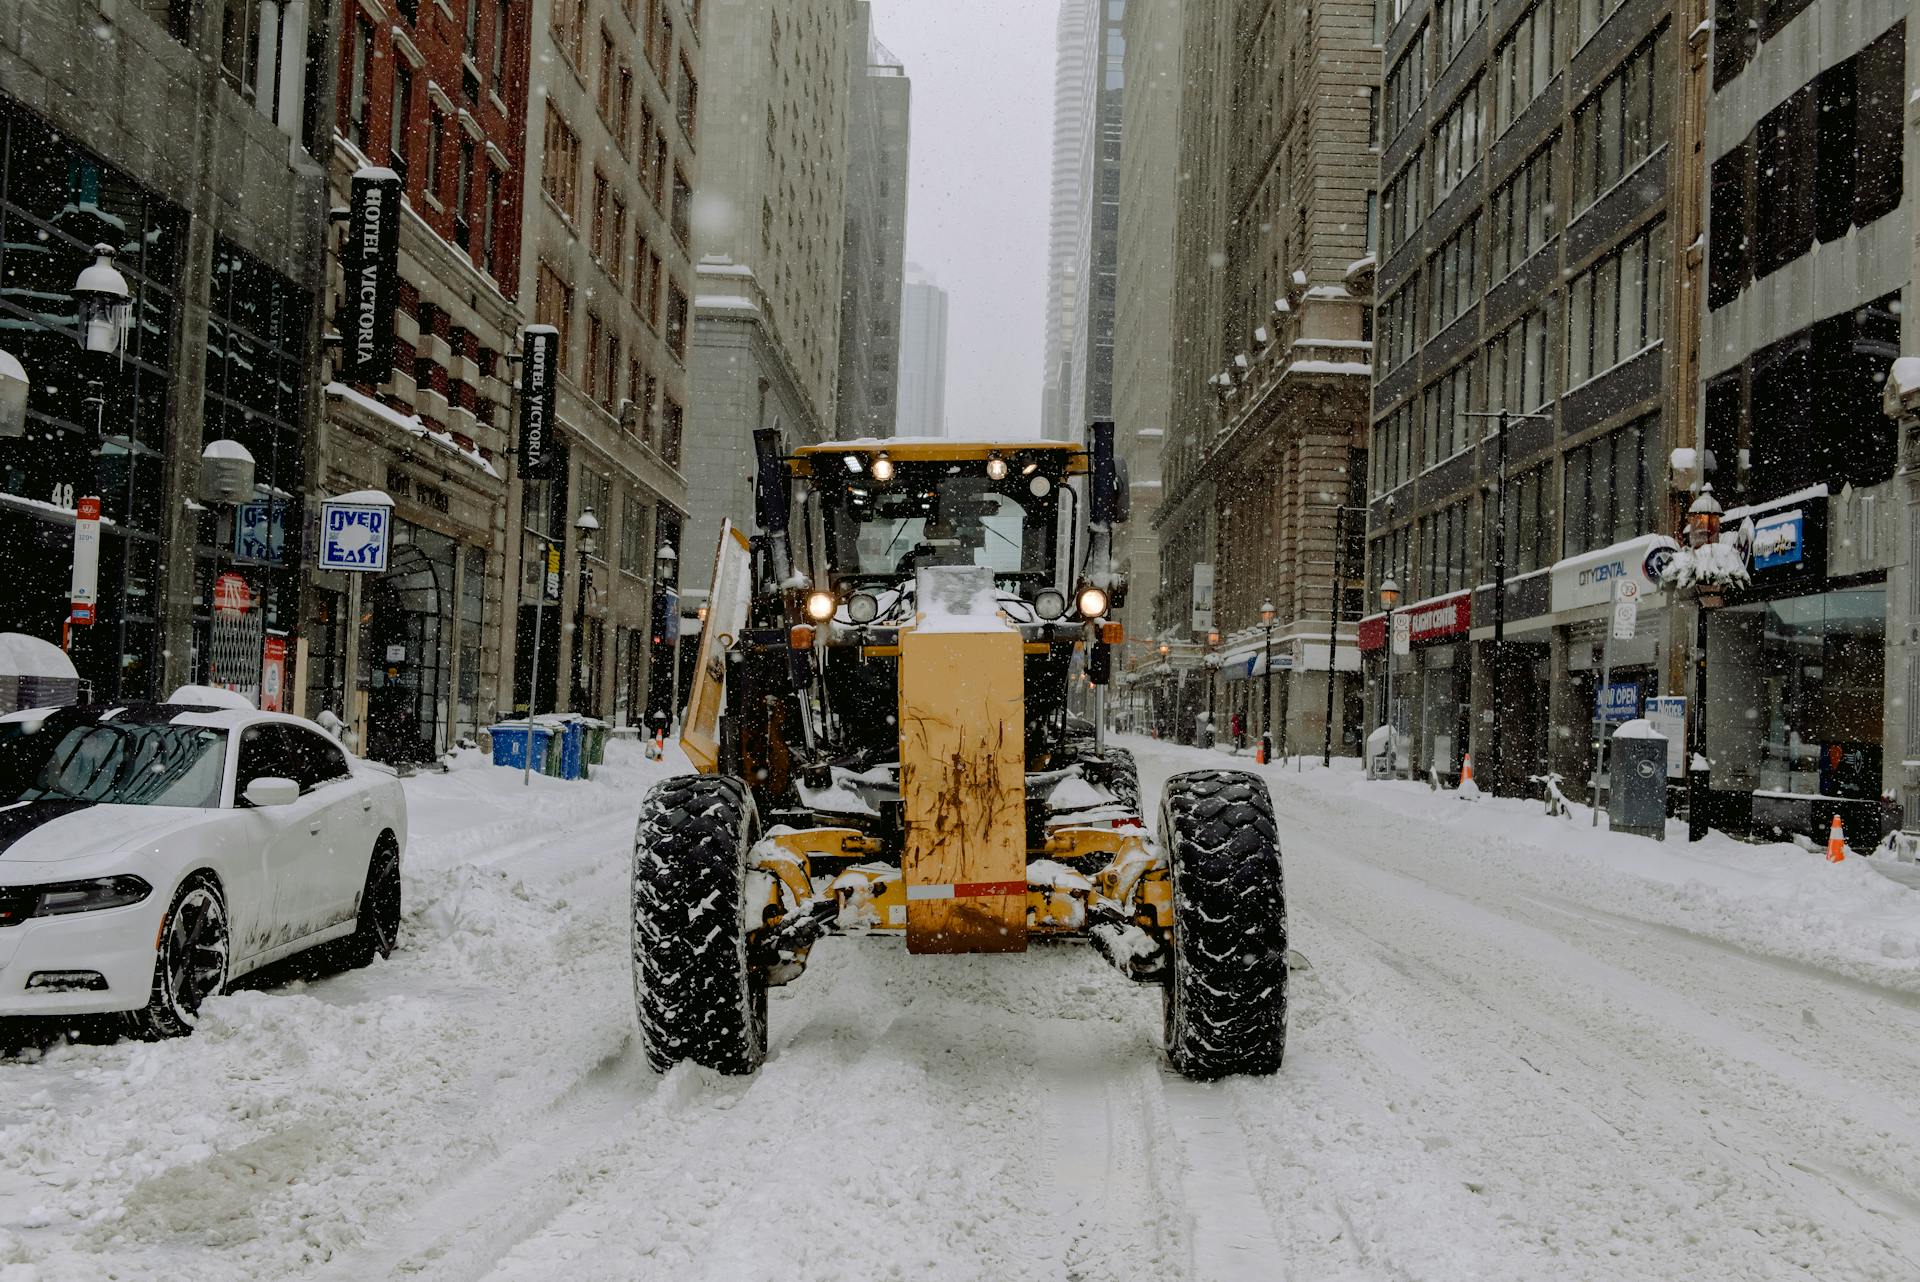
left=1076, top=586, right=1110, bottom=620
left=805, top=590, right=837, bottom=622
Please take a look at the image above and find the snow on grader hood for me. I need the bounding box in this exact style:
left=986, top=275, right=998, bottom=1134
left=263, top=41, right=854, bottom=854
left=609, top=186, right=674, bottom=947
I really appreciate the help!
left=631, top=425, right=1290, bottom=1081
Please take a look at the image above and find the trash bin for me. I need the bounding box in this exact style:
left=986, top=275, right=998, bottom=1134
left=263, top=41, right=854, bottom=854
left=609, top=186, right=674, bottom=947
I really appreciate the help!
left=555, top=717, right=586, bottom=780
left=582, top=718, right=608, bottom=766
left=1608, top=719, right=1667, bottom=840
left=489, top=722, right=552, bottom=772
left=536, top=716, right=566, bottom=777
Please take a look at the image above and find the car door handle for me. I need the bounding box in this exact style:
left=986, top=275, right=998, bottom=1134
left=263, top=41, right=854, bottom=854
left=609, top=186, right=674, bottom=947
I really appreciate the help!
left=309, top=821, right=324, bottom=835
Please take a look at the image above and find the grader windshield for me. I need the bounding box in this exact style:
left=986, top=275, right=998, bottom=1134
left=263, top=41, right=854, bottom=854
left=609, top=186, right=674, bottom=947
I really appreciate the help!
left=820, top=468, right=1062, bottom=584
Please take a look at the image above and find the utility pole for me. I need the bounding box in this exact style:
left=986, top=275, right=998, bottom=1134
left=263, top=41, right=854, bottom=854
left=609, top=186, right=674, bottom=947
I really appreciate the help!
left=1323, top=504, right=1347, bottom=768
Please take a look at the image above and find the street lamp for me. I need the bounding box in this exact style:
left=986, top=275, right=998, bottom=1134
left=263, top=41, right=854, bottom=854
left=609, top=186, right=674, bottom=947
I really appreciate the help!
left=1157, top=641, right=1171, bottom=740
left=657, top=542, right=681, bottom=731
left=1379, top=576, right=1401, bottom=780
left=573, top=508, right=600, bottom=715
left=1205, top=629, right=1221, bottom=749
left=1259, top=600, right=1276, bottom=765
left=0, top=347, right=27, bottom=439
left=66, top=247, right=130, bottom=669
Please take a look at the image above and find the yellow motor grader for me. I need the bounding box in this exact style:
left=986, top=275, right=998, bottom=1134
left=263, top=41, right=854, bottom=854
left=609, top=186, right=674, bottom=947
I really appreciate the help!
left=630, top=424, right=1287, bottom=1079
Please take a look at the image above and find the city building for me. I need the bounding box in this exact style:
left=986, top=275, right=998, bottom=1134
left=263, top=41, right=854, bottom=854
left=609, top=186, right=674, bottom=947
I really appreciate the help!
left=1113, top=0, right=1179, bottom=681
left=1364, top=0, right=1696, bottom=795
left=314, top=0, right=534, bottom=762
left=1042, top=0, right=1093, bottom=442
left=1697, top=0, right=1908, bottom=844
left=1154, top=0, right=1377, bottom=755
left=1064, top=0, right=1128, bottom=442
left=0, top=0, right=332, bottom=705
left=835, top=5, right=911, bottom=439
left=896, top=263, right=950, bottom=437
left=512, top=0, right=699, bottom=730
left=680, top=0, right=854, bottom=574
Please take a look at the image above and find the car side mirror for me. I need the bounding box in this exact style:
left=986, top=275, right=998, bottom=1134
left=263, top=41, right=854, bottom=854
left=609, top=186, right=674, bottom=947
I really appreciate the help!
left=244, top=776, right=300, bottom=808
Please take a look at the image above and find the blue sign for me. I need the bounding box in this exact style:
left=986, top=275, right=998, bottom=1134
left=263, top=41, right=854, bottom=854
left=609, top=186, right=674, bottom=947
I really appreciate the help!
left=1596, top=680, right=1642, bottom=725
left=319, top=500, right=392, bottom=573
left=235, top=502, right=286, bottom=564
left=1751, top=510, right=1805, bottom=572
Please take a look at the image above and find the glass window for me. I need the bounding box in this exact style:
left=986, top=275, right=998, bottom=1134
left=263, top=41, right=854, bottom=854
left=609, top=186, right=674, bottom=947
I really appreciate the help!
left=1571, top=29, right=1668, bottom=212
left=0, top=715, right=227, bottom=807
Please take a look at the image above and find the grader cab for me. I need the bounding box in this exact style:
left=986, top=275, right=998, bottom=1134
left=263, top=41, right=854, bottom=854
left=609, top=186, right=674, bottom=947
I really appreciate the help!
left=630, top=425, right=1287, bottom=1080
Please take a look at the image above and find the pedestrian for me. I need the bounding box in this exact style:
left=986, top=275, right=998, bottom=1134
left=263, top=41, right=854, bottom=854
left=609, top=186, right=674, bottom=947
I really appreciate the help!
left=1231, top=712, right=1244, bottom=750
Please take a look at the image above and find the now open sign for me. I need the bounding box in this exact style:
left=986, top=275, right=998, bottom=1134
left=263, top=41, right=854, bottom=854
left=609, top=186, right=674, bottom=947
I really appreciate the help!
left=319, top=500, right=392, bottom=573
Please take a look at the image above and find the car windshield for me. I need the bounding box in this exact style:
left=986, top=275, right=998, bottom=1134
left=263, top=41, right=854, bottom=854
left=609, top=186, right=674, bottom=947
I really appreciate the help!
left=823, top=469, right=1061, bottom=583
left=0, top=717, right=229, bottom=808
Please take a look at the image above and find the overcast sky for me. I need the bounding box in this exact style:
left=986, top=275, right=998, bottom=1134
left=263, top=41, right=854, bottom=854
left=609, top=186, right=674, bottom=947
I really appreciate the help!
left=866, top=0, right=1056, bottom=438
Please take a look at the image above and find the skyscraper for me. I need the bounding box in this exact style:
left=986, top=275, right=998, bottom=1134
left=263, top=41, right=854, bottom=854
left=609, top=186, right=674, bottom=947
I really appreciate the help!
left=896, top=264, right=950, bottom=437
left=836, top=4, right=912, bottom=439
left=1064, top=0, right=1127, bottom=442
left=1042, top=0, right=1092, bottom=441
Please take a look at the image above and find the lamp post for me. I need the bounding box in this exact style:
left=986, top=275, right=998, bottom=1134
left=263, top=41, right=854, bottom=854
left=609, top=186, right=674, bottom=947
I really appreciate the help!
left=1379, top=576, right=1401, bottom=780
left=1158, top=641, right=1171, bottom=739
left=657, top=542, right=682, bottom=731
left=1685, top=485, right=1724, bottom=842
left=1259, top=600, right=1276, bottom=765
left=1205, top=629, right=1220, bottom=749
left=573, top=507, right=600, bottom=715
left=68, top=246, right=131, bottom=675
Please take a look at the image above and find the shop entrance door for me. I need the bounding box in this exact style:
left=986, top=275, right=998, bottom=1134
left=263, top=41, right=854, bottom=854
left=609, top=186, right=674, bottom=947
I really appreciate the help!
left=365, top=529, right=455, bottom=764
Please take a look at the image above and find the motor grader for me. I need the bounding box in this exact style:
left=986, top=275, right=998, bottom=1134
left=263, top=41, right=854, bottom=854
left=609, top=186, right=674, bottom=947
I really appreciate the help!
left=630, top=424, right=1287, bottom=1080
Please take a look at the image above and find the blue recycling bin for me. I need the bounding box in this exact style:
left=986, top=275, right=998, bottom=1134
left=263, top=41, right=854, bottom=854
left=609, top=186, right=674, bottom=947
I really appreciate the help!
left=555, top=718, right=585, bottom=780
left=490, top=723, right=552, bottom=772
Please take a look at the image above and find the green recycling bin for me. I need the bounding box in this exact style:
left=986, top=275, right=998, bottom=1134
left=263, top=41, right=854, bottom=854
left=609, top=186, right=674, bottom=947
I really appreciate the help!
left=583, top=719, right=609, bottom=766
left=539, top=716, right=566, bottom=776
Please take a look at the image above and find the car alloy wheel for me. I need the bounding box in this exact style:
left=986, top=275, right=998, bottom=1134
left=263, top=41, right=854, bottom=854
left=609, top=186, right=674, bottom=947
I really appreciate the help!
left=160, top=882, right=229, bottom=1026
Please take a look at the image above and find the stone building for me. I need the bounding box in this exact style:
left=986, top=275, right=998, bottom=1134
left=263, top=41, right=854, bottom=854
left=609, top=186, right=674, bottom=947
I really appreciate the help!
left=895, top=263, right=949, bottom=437
left=0, top=0, right=332, bottom=705
left=310, top=0, right=534, bottom=762
left=513, top=0, right=698, bottom=730
left=834, top=4, right=910, bottom=439
left=679, top=0, right=854, bottom=572
left=1154, top=0, right=1377, bottom=754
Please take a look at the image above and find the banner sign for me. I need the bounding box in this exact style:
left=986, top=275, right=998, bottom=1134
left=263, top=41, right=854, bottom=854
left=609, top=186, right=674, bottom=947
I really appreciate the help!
left=519, top=326, right=560, bottom=480
left=1406, top=591, right=1471, bottom=645
left=1751, top=510, right=1805, bottom=572
left=1645, top=695, right=1687, bottom=778
left=1551, top=534, right=1678, bottom=614
left=340, top=168, right=402, bottom=384
left=260, top=635, right=287, bottom=712
left=1190, top=562, right=1214, bottom=634
left=319, top=498, right=392, bottom=573
left=1596, top=680, right=1642, bottom=724
left=544, top=543, right=562, bottom=601
left=70, top=496, right=100, bottom=625
left=235, top=501, right=287, bottom=564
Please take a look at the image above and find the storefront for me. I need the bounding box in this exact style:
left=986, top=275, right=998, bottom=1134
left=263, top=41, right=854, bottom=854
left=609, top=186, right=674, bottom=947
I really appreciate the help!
left=1359, top=588, right=1471, bottom=777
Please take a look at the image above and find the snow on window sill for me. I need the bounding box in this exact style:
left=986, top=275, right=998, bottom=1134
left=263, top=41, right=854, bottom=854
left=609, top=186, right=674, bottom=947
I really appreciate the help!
left=1562, top=338, right=1663, bottom=400
left=1569, top=143, right=1670, bottom=225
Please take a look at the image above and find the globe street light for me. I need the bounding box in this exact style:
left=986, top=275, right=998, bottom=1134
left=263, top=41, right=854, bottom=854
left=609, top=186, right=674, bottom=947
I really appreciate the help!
left=1259, top=601, right=1277, bottom=765
left=657, top=543, right=682, bottom=731
left=0, top=347, right=27, bottom=439
left=1379, top=576, right=1401, bottom=780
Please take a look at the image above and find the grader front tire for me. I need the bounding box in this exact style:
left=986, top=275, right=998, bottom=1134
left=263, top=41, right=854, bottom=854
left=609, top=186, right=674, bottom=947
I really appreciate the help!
left=632, top=775, right=768, bottom=1075
left=1159, top=770, right=1288, bottom=1079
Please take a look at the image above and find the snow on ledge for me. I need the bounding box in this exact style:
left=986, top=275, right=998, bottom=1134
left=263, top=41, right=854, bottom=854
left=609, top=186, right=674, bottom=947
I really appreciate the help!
left=326, top=383, right=500, bottom=478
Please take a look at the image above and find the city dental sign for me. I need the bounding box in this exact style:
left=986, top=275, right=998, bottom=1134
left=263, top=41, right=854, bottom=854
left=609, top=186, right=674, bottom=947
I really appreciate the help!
left=340, top=168, right=402, bottom=385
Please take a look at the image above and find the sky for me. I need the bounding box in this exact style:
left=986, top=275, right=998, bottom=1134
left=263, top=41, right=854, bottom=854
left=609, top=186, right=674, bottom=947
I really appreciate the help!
left=865, top=0, right=1057, bottom=439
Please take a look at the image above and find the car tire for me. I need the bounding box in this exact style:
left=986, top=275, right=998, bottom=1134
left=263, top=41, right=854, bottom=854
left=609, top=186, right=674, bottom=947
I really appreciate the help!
left=1159, top=770, right=1287, bottom=1080
left=130, top=875, right=230, bottom=1040
left=334, top=835, right=402, bottom=970
left=632, top=774, right=767, bottom=1075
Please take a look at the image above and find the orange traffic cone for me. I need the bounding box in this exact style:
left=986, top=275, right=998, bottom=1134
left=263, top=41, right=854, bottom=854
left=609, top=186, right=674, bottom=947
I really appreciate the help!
left=1460, top=753, right=1474, bottom=786
left=1827, top=815, right=1847, bottom=863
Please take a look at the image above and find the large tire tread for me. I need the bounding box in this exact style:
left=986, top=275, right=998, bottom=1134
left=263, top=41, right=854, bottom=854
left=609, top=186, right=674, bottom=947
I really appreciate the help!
left=1160, top=769, right=1287, bottom=1079
left=632, top=774, right=766, bottom=1075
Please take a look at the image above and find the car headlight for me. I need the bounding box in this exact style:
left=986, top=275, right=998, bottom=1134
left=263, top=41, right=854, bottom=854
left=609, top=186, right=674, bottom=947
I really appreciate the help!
left=848, top=592, right=880, bottom=624
left=805, top=590, right=837, bottom=622
left=1034, top=588, right=1066, bottom=620
left=0, top=875, right=152, bottom=926
left=1077, top=586, right=1110, bottom=619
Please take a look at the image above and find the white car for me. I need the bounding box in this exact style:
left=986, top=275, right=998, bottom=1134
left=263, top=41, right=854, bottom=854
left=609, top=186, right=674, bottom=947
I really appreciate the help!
left=0, top=699, right=407, bottom=1036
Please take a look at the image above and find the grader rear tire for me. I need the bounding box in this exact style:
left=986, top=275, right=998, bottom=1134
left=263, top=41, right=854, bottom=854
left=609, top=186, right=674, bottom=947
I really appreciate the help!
left=1159, top=770, right=1287, bottom=1079
left=632, top=775, right=768, bottom=1075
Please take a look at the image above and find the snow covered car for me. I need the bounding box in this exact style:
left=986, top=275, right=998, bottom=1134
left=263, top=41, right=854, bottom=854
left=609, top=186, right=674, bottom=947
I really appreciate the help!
left=0, top=700, right=406, bottom=1035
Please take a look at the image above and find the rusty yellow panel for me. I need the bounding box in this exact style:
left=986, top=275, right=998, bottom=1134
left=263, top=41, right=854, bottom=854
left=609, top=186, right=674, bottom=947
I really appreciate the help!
left=680, top=522, right=753, bottom=774
left=1027, top=889, right=1084, bottom=933
left=898, top=628, right=1028, bottom=954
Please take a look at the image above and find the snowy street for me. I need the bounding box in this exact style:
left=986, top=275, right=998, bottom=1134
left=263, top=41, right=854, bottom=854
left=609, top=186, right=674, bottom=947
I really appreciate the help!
left=3, top=736, right=1920, bottom=1281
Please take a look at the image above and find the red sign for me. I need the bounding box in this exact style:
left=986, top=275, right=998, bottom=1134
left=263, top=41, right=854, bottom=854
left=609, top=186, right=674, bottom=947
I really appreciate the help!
left=260, top=635, right=288, bottom=712
left=1406, top=591, right=1471, bottom=645
left=1358, top=614, right=1386, bottom=653
left=70, top=496, right=101, bottom=625
left=213, top=572, right=253, bottom=615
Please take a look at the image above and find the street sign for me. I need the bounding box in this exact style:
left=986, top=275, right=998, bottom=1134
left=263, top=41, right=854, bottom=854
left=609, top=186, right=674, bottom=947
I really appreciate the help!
left=341, top=168, right=402, bottom=384
left=1645, top=696, right=1687, bottom=778
left=260, top=635, right=287, bottom=712
left=1391, top=612, right=1412, bottom=656
left=1612, top=596, right=1638, bottom=640
left=519, top=327, right=560, bottom=480
left=319, top=497, right=392, bottom=573
left=1596, top=680, right=1641, bottom=724
left=544, top=544, right=562, bottom=601
left=235, top=501, right=287, bottom=563
left=69, top=496, right=100, bottom=625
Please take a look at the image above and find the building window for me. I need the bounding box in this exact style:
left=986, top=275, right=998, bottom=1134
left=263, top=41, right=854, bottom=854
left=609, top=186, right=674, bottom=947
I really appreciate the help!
left=1488, top=134, right=1556, bottom=281
left=655, top=6, right=674, bottom=80
left=1379, top=279, right=1420, bottom=372
left=492, top=0, right=510, bottom=84
left=1421, top=356, right=1477, bottom=468
left=1487, top=462, right=1553, bottom=576
left=455, top=139, right=474, bottom=244
left=676, top=56, right=700, bottom=142
left=1565, top=219, right=1666, bottom=389
left=1483, top=302, right=1555, bottom=417
left=617, top=66, right=635, bottom=150
left=585, top=314, right=606, bottom=405
left=551, top=0, right=585, bottom=66
left=1493, top=0, right=1558, bottom=135
left=645, top=249, right=663, bottom=326
left=1373, top=401, right=1418, bottom=493
left=1430, top=77, right=1483, bottom=204
left=347, top=20, right=374, bottom=148
left=1435, top=0, right=1484, bottom=66
left=482, top=166, right=501, bottom=276
left=1425, top=215, right=1478, bottom=336
left=1709, top=23, right=1904, bottom=307
left=1381, top=151, right=1422, bottom=256
left=621, top=493, right=651, bottom=575
left=661, top=396, right=684, bottom=467
left=671, top=167, right=692, bottom=247
left=536, top=261, right=574, bottom=371
left=425, top=110, right=445, bottom=201
left=1365, top=191, right=1380, bottom=254
left=591, top=170, right=611, bottom=260
left=653, top=132, right=670, bottom=207
left=1571, top=29, right=1668, bottom=214
left=1385, top=26, right=1427, bottom=140
left=665, top=282, right=689, bottom=360
left=1366, top=87, right=1381, bottom=149
left=1575, top=0, right=1630, bottom=46
left=1561, top=413, right=1661, bottom=557
left=1418, top=499, right=1473, bottom=595
left=598, top=27, right=617, bottom=119
left=610, top=196, right=628, bottom=284
left=389, top=63, right=413, bottom=180
left=543, top=103, right=581, bottom=219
